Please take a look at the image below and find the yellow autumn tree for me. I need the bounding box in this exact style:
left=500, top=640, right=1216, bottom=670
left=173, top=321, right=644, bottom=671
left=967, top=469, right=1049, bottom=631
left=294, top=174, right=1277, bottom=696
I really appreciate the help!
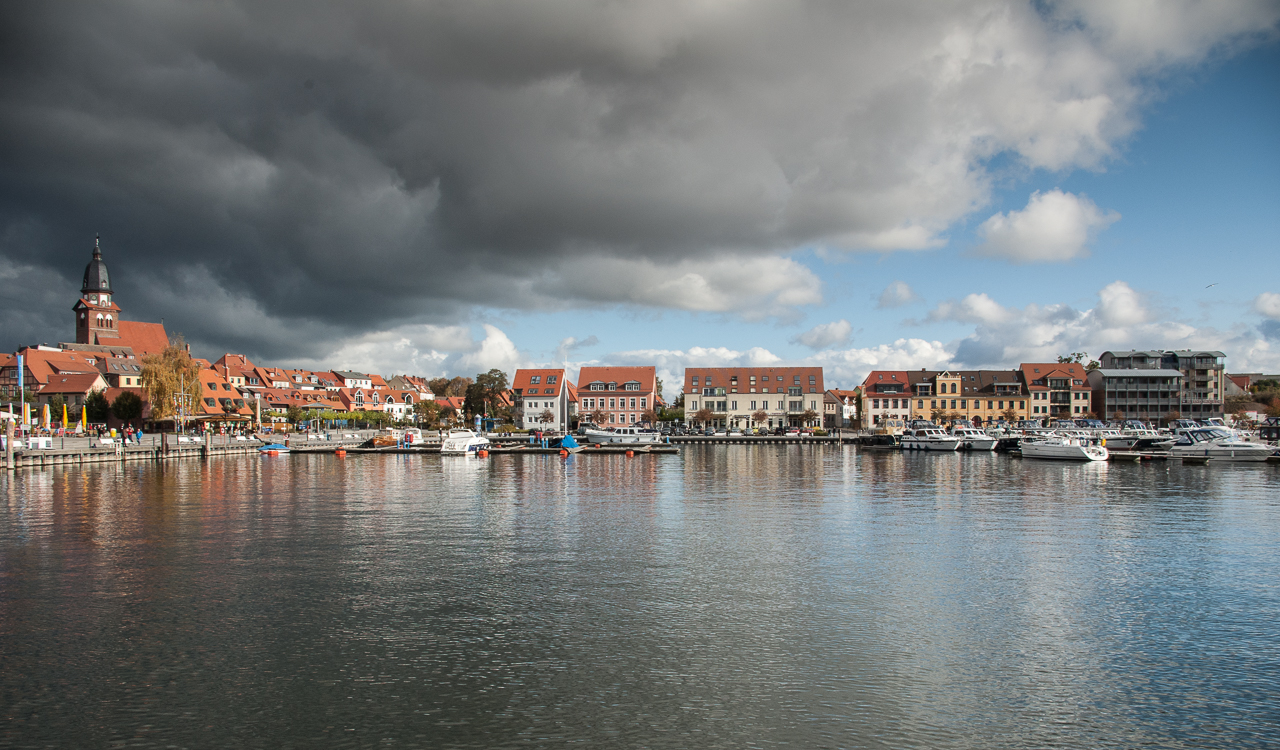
left=141, top=336, right=204, bottom=423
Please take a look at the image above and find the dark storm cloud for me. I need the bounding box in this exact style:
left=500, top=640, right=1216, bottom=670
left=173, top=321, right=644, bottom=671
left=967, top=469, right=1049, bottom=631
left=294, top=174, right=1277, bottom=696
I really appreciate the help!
left=1, top=1, right=1275, bottom=360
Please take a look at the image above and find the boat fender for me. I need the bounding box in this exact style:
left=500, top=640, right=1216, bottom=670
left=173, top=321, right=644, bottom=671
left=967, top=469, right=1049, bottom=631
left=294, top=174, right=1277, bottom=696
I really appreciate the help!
left=626, top=449, right=634, bottom=457
left=560, top=449, right=568, bottom=457
left=478, top=449, right=488, bottom=458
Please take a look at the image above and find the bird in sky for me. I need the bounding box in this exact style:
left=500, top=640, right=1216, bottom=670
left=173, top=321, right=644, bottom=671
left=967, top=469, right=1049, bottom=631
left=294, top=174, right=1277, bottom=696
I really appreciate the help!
left=1205, top=283, right=1219, bottom=288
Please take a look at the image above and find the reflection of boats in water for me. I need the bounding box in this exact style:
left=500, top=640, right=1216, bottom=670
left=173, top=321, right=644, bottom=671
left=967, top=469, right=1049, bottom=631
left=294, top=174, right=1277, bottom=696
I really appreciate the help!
left=948, top=425, right=996, bottom=451
left=440, top=430, right=491, bottom=456
left=901, top=422, right=960, bottom=451
left=1020, top=433, right=1107, bottom=461
left=582, top=426, right=662, bottom=444
left=1170, top=428, right=1274, bottom=462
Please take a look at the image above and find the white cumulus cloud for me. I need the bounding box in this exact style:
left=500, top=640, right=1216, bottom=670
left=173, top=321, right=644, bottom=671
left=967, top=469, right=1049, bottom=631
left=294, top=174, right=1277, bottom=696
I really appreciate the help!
left=1254, top=292, right=1280, bottom=320
left=974, top=190, right=1120, bottom=263
left=877, top=281, right=921, bottom=309
left=792, top=319, right=852, bottom=349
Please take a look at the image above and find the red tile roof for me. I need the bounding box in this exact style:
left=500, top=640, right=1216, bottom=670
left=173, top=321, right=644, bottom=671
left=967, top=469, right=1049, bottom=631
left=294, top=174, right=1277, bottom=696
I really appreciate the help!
left=577, top=366, right=656, bottom=393
left=115, top=321, right=169, bottom=357
left=512, top=368, right=568, bottom=396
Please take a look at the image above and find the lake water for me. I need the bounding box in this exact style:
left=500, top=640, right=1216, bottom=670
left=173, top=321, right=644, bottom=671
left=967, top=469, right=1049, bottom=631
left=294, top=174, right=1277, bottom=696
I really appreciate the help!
left=2, top=446, right=1278, bottom=748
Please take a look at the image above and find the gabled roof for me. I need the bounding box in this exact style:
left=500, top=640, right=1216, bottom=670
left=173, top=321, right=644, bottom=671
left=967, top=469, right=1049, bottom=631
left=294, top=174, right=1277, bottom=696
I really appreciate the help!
left=37, top=372, right=107, bottom=394
left=1018, top=363, right=1091, bottom=389
left=577, top=366, right=656, bottom=392
left=513, top=368, right=567, bottom=396
left=860, top=371, right=909, bottom=389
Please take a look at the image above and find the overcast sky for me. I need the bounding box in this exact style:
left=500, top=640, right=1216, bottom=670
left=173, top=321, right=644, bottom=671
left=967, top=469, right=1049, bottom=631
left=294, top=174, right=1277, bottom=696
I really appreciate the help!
left=3, top=1, right=1278, bottom=390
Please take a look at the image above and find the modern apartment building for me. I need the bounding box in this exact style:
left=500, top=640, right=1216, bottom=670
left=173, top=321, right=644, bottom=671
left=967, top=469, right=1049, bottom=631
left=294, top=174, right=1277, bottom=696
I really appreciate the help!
left=1098, top=350, right=1226, bottom=419
left=683, top=367, right=824, bottom=429
left=1086, top=368, right=1184, bottom=422
left=511, top=368, right=574, bottom=432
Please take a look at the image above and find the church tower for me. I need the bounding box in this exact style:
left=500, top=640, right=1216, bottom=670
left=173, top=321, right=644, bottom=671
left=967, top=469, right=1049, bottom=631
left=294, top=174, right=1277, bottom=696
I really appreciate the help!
left=73, top=235, right=122, bottom=344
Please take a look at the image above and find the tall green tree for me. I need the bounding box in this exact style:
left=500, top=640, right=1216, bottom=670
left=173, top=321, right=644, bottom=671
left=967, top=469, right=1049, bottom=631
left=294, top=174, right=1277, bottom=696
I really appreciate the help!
left=111, top=391, right=144, bottom=426
left=85, top=390, right=110, bottom=423
left=474, top=369, right=509, bottom=414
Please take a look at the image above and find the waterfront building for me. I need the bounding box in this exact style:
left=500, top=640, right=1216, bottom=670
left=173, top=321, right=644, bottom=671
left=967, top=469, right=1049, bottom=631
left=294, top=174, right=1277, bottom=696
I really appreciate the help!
left=1086, top=368, right=1184, bottom=422
left=511, top=369, right=574, bottom=431
left=860, top=371, right=913, bottom=430
left=1019, top=362, right=1093, bottom=419
left=683, top=367, right=824, bottom=430
left=825, top=388, right=860, bottom=429
left=915, top=369, right=1028, bottom=425
left=578, top=366, right=658, bottom=427
left=1098, top=350, right=1226, bottom=419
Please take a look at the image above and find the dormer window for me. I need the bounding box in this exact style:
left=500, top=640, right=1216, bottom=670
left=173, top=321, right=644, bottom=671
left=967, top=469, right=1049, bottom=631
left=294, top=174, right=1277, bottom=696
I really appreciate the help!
left=531, top=376, right=541, bottom=384
left=607, top=382, right=617, bottom=391
left=547, top=375, right=557, bottom=384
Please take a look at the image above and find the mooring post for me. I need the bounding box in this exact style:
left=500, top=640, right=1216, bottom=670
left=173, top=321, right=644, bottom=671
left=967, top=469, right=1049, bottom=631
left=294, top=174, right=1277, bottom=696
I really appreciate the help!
left=5, top=420, right=13, bottom=472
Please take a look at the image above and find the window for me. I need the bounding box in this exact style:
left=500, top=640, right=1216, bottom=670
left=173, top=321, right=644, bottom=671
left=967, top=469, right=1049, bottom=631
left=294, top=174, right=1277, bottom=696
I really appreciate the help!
left=750, top=401, right=757, bottom=410
left=874, top=399, right=880, bottom=409
left=629, top=398, right=636, bottom=409
left=809, top=376, right=816, bottom=385
left=691, top=401, right=698, bottom=410
left=1019, top=401, right=1025, bottom=409
left=532, top=377, right=543, bottom=385
left=547, top=375, right=557, bottom=384
left=960, top=400, right=966, bottom=408
left=731, top=401, right=738, bottom=410
left=950, top=400, right=956, bottom=409
left=609, top=398, right=616, bottom=408
left=762, top=387, right=769, bottom=393
left=931, top=400, right=937, bottom=408
left=793, top=376, right=800, bottom=384
left=640, top=398, right=646, bottom=407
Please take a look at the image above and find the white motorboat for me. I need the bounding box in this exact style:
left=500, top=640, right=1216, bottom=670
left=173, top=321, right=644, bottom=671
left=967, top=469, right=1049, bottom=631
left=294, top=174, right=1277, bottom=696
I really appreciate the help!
left=1020, top=433, right=1108, bottom=461
left=582, top=426, right=663, bottom=444
left=439, top=429, right=491, bottom=456
left=901, top=423, right=960, bottom=451
left=948, top=425, right=996, bottom=451
left=1169, top=428, right=1274, bottom=462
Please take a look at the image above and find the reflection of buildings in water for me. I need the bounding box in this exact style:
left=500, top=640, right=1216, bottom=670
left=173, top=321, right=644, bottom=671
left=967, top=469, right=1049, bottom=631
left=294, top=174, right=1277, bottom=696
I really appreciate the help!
left=681, top=444, right=828, bottom=503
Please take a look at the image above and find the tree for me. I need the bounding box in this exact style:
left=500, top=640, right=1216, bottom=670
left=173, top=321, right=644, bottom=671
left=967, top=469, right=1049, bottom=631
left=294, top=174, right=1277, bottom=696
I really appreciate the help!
left=85, top=389, right=110, bottom=423
left=110, top=391, right=144, bottom=426
left=285, top=405, right=304, bottom=425
left=1162, top=410, right=1182, bottom=426
left=694, top=407, right=713, bottom=426
left=413, top=400, right=440, bottom=427
left=1267, top=398, right=1280, bottom=419
left=141, top=336, right=202, bottom=423
left=475, top=368, right=509, bottom=414
left=751, top=409, right=768, bottom=428
left=1000, top=406, right=1017, bottom=423
left=47, top=394, right=67, bottom=416
left=640, top=407, right=658, bottom=424
left=587, top=408, right=606, bottom=426
left=463, top=382, right=487, bottom=418
left=655, top=376, right=664, bottom=402
left=1058, top=352, right=1100, bottom=371
left=538, top=408, right=554, bottom=428
left=930, top=407, right=945, bottom=423
left=1224, top=394, right=1253, bottom=414
left=439, top=404, right=457, bottom=424
left=801, top=408, right=819, bottom=427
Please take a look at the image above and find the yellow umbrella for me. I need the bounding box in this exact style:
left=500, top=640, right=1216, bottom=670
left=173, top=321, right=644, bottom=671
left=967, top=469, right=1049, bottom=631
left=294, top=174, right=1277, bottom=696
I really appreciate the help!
left=62, top=403, right=68, bottom=430
left=42, top=403, right=50, bottom=429
left=81, top=404, right=87, bottom=426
